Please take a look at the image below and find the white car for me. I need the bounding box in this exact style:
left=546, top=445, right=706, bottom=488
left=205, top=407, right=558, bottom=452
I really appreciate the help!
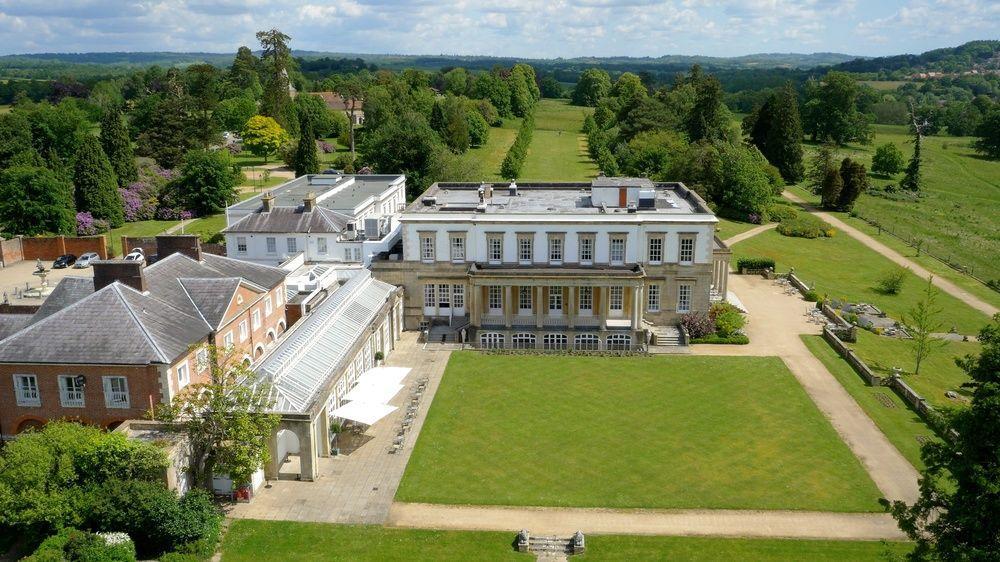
left=74, top=252, right=101, bottom=268
left=124, top=248, right=145, bottom=264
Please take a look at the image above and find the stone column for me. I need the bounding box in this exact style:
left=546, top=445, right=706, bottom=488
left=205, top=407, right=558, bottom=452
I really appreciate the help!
left=535, top=285, right=544, bottom=328
left=599, top=286, right=608, bottom=330
left=504, top=285, right=513, bottom=328
left=296, top=421, right=317, bottom=482
left=631, top=284, right=642, bottom=328
left=264, top=430, right=280, bottom=480
left=318, top=408, right=331, bottom=457
left=567, top=285, right=576, bottom=329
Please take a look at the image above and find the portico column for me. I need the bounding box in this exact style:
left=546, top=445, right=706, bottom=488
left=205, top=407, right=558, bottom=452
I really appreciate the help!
left=470, top=284, right=480, bottom=327
left=504, top=285, right=513, bottom=328
left=567, top=286, right=576, bottom=329
left=599, top=286, right=608, bottom=330
left=535, top=285, right=543, bottom=328
left=318, top=408, right=331, bottom=457
left=631, top=285, right=642, bottom=328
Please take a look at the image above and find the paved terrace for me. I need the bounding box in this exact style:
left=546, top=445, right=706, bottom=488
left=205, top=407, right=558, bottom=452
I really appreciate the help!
left=228, top=332, right=450, bottom=524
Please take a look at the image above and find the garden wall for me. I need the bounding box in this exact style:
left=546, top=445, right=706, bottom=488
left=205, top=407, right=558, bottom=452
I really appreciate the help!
left=23, top=236, right=107, bottom=261
left=0, top=238, right=23, bottom=266
left=822, top=326, right=882, bottom=385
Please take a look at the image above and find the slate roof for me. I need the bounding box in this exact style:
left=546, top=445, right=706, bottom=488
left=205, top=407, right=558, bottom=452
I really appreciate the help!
left=256, top=271, right=397, bottom=414
left=0, top=252, right=288, bottom=365
left=0, top=284, right=210, bottom=365
left=0, top=314, right=32, bottom=341
left=221, top=207, right=350, bottom=234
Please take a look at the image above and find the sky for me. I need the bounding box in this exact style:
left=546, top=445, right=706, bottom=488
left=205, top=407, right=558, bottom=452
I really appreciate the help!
left=0, top=0, right=997, bottom=59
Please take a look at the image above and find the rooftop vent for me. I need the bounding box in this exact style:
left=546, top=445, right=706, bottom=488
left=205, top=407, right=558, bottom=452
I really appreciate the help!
left=421, top=196, right=437, bottom=206
left=627, top=203, right=637, bottom=213
left=599, top=203, right=607, bottom=214
left=475, top=204, right=487, bottom=213
left=508, top=181, right=518, bottom=196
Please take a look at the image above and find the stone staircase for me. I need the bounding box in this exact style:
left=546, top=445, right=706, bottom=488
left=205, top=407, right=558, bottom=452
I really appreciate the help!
left=423, top=318, right=471, bottom=349
left=647, top=324, right=690, bottom=354
left=527, top=536, right=575, bottom=560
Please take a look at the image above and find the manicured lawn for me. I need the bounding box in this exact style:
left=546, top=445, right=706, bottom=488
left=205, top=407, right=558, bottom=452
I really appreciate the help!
left=802, top=335, right=936, bottom=469
left=460, top=118, right=522, bottom=180
left=108, top=219, right=179, bottom=256
left=182, top=214, right=227, bottom=243
left=797, top=124, right=1000, bottom=283
left=221, top=520, right=528, bottom=562
left=520, top=99, right=597, bottom=181
left=397, top=353, right=882, bottom=512
left=716, top=218, right=759, bottom=241
left=582, top=535, right=912, bottom=561
left=240, top=173, right=289, bottom=192
left=732, top=228, right=990, bottom=335
left=847, top=330, right=980, bottom=409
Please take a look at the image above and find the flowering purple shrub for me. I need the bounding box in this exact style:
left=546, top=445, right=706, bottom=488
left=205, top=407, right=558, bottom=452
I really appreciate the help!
left=76, top=212, right=96, bottom=235
left=119, top=181, right=159, bottom=222
left=679, top=312, right=715, bottom=338
left=155, top=207, right=193, bottom=220
left=318, top=141, right=334, bottom=154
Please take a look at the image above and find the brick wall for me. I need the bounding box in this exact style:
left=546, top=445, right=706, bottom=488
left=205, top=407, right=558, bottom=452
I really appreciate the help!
left=0, top=238, right=23, bottom=265
left=213, top=285, right=287, bottom=363
left=0, top=363, right=165, bottom=438
left=120, top=236, right=157, bottom=260
left=17, top=235, right=107, bottom=261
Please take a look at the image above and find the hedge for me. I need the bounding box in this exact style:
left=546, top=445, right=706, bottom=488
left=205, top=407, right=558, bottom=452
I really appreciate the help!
left=736, top=256, right=775, bottom=272
left=691, top=334, right=750, bottom=344
left=499, top=112, right=535, bottom=179
left=776, top=213, right=835, bottom=239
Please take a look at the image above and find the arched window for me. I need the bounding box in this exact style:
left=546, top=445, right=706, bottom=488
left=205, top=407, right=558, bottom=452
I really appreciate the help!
left=574, top=334, right=600, bottom=351
left=511, top=333, right=536, bottom=349
left=543, top=333, right=568, bottom=350
left=480, top=332, right=505, bottom=349
left=606, top=333, right=632, bottom=351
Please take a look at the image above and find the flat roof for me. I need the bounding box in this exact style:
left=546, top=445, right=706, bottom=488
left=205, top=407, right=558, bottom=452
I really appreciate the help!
left=407, top=180, right=712, bottom=216
left=230, top=174, right=404, bottom=213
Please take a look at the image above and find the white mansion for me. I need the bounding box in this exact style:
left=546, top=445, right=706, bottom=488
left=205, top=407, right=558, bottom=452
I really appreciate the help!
left=371, top=177, right=731, bottom=350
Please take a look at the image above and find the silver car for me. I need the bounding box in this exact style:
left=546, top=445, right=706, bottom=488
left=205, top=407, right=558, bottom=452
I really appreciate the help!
left=74, top=252, right=101, bottom=268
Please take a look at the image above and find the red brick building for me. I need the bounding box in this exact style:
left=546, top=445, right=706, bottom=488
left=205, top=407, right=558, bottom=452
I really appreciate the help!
left=0, top=236, right=288, bottom=439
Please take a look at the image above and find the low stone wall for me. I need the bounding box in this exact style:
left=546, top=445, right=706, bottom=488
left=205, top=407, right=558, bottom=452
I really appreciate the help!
left=822, top=326, right=882, bottom=385
left=787, top=271, right=810, bottom=293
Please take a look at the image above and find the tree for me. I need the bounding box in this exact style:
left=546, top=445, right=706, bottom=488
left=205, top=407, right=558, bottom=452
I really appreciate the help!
left=837, top=158, right=869, bottom=211
left=0, top=112, right=33, bottom=169
left=185, top=63, right=222, bottom=149
left=743, top=83, right=804, bottom=183
left=360, top=111, right=441, bottom=198
left=686, top=76, right=729, bottom=143
left=241, top=115, right=289, bottom=164
left=539, top=76, right=564, bottom=99
left=256, top=28, right=294, bottom=129
left=904, top=276, right=948, bottom=375
left=440, top=95, right=470, bottom=153
left=820, top=166, right=844, bottom=209
left=871, top=143, right=904, bottom=176
left=173, top=150, right=240, bottom=215
left=99, top=108, right=138, bottom=187
left=472, top=72, right=513, bottom=117
left=137, top=95, right=198, bottom=169
left=508, top=64, right=538, bottom=118
left=330, top=75, right=366, bottom=155
left=807, top=143, right=838, bottom=193
left=293, top=94, right=335, bottom=139
left=888, top=314, right=1000, bottom=560
left=571, top=68, right=612, bottom=107
left=291, top=116, right=320, bottom=177
left=441, top=67, right=470, bottom=96
left=18, top=99, right=89, bottom=164
left=717, top=143, right=773, bottom=218
left=73, top=135, right=123, bottom=228
left=611, top=72, right=648, bottom=119
left=0, top=166, right=75, bottom=235
left=802, top=71, right=873, bottom=145
left=901, top=105, right=924, bottom=192
left=156, top=346, right=279, bottom=490
left=972, top=107, right=1000, bottom=159
left=228, top=46, right=261, bottom=91
left=215, top=95, right=258, bottom=133
left=0, top=421, right=166, bottom=540
left=466, top=106, right=490, bottom=147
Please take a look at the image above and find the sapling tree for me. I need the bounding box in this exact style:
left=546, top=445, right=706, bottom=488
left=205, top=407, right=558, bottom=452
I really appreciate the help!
left=905, top=276, right=947, bottom=375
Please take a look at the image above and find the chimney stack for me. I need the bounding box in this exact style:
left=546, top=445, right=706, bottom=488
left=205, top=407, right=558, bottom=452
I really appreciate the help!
left=261, top=191, right=275, bottom=212
left=156, top=235, right=202, bottom=262
left=303, top=191, right=317, bottom=212
left=93, top=260, right=146, bottom=293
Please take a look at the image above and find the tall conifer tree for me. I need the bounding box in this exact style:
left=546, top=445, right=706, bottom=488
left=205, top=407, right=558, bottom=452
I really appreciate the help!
left=292, top=116, right=320, bottom=178
left=73, top=135, right=123, bottom=228
left=100, top=108, right=138, bottom=187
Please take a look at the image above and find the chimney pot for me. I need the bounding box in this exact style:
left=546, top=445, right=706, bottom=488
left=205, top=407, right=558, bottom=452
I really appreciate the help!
left=156, top=235, right=202, bottom=262
left=303, top=191, right=317, bottom=212
left=261, top=191, right=275, bottom=212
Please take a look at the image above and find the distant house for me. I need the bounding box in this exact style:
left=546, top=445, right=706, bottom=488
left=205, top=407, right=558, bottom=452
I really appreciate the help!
left=222, top=174, right=406, bottom=267
left=0, top=236, right=288, bottom=439
left=311, top=91, right=364, bottom=126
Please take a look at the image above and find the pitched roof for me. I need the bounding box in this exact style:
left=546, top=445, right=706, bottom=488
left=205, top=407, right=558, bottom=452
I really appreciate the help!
left=221, top=207, right=350, bottom=235
left=0, top=314, right=32, bottom=341
left=0, top=284, right=210, bottom=365
left=256, top=271, right=396, bottom=414
left=311, top=91, right=363, bottom=112
left=0, top=252, right=287, bottom=365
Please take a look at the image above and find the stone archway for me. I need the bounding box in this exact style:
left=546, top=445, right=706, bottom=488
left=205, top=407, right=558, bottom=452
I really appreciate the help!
left=16, top=418, right=45, bottom=434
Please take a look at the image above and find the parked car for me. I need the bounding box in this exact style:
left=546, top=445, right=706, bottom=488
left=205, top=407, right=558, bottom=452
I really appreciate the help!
left=74, top=252, right=101, bottom=268
left=52, top=254, right=77, bottom=269
left=321, top=168, right=343, bottom=175
left=124, top=248, right=145, bottom=264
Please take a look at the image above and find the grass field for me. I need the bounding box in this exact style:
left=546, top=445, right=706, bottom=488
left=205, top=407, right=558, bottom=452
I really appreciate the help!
left=859, top=80, right=911, bottom=91
left=460, top=118, right=522, bottom=180
left=520, top=99, right=598, bottom=181
left=583, top=535, right=912, bottom=561
left=799, top=124, right=1000, bottom=284
left=221, top=521, right=527, bottom=562
left=716, top=217, right=761, bottom=241
left=107, top=219, right=179, bottom=256
left=181, top=214, right=227, bottom=243
left=219, top=520, right=912, bottom=561
left=732, top=228, right=990, bottom=335
left=397, top=353, right=882, bottom=512
left=848, top=330, right=980, bottom=409
left=802, top=335, right=936, bottom=469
